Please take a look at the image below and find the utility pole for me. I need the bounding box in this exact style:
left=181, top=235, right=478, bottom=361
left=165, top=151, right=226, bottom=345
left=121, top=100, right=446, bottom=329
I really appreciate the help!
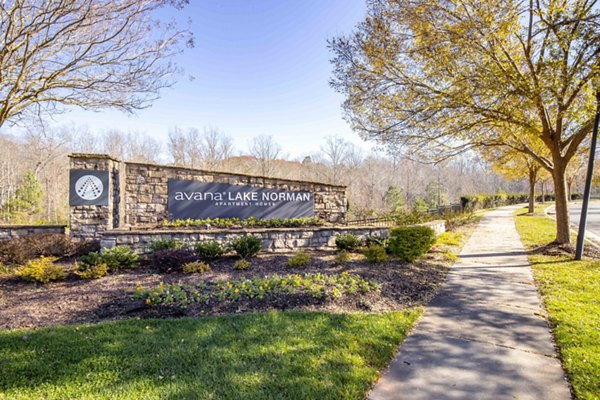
left=575, top=92, right=600, bottom=260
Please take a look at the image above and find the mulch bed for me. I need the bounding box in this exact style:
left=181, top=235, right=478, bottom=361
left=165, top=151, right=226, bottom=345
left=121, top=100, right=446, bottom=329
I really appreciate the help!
left=0, top=252, right=451, bottom=330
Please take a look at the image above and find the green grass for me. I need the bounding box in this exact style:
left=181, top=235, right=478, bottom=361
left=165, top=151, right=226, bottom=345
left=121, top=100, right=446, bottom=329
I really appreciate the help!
left=0, top=310, right=421, bottom=399
left=515, top=209, right=600, bottom=400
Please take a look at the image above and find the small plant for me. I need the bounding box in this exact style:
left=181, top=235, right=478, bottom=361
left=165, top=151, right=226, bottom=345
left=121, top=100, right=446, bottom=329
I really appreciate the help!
left=335, top=233, right=362, bottom=252
left=195, top=240, right=225, bottom=261
left=149, top=239, right=185, bottom=253
left=77, top=252, right=104, bottom=271
left=99, top=246, right=140, bottom=272
left=16, top=256, right=66, bottom=283
left=389, top=226, right=436, bottom=262
left=182, top=261, right=211, bottom=274
left=0, top=261, right=14, bottom=276
left=334, top=250, right=351, bottom=266
left=152, top=248, right=198, bottom=273
left=287, top=250, right=311, bottom=267
left=77, top=263, right=109, bottom=279
left=363, top=245, right=388, bottom=264
left=234, top=259, right=251, bottom=270
left=365, top=236, right=389, bottom=248
left=183, top=261, right=210, bottom=274
left=231, top=235, right=262, bottom=259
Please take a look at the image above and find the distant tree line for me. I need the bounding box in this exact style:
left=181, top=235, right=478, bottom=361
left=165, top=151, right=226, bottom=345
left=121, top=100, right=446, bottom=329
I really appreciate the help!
left=0, top=125, right=529, bottom=224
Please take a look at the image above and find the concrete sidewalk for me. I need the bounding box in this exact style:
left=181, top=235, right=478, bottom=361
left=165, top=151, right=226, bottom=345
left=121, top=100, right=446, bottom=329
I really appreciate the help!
left=369, top=206, right=572, bottom=400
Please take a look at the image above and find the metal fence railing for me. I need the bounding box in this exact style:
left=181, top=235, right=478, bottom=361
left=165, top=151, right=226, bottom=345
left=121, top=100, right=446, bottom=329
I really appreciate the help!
left=344, top=203, right=463, bottom=226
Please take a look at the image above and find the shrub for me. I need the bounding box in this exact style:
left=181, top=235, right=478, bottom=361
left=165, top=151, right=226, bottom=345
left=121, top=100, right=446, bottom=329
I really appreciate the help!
left=182, top=261, right=211, bottom=274
left=77, top=252, right=104, bottom=272
left=16, top=256, right=66, bottom=283
left=334, top=250, right=350, bottom=266
left=152, top=248, right=197, bottom=273
left=77, top=263, right=109, bottom=279
left=24, top=234, right=76, bottom=257
left=0, top=234, right=77, bottom=265
left=335, top=233, right=362, bottom=252
left=100, top=246, right=140, bottom=272
left=231, top=235, right=262, bottom=259
left=287, top=250, right=311, bottom=267
left=149, top=239, right=185, bottom=253
left=363, top=245, right=388, bottom=264
left=0, top=261, right=13, bottom=276
left=389, top=226, right=436, bottom=262
left=234, top=259, right=251, bottom=270
left=364, top=236, right=388, bottom=248
left=195, top=240, right=225, bottom=261
left=78, top=246, right=139, bottom=273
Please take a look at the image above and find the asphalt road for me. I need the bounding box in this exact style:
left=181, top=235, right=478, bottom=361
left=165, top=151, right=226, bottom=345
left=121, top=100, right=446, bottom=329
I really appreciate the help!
left=569, top=201, right=600, bottom=237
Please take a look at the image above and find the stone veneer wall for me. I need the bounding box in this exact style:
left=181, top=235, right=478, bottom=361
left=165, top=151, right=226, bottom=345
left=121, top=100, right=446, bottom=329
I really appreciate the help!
left=123, top=162, right=347, bottom=228
left=100, top=220, right=445, bottom=255
left=69, top=154, right=123, bottom=241
left=0, top=225, right=67, bottom=241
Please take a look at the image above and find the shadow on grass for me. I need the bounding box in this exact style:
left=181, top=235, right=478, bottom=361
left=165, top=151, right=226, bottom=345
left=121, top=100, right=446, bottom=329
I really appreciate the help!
left=0, top=310, right=419, bottom=400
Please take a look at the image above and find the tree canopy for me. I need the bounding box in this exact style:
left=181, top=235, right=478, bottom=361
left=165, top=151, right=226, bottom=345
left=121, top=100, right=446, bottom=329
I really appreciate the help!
left=0, top=0, right=192, bottom=128
left=330, top=0, right=600, bottom=243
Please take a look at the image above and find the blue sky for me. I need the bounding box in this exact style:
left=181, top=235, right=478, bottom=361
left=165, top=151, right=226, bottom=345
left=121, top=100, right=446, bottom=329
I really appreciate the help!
left=60, top=1, right=371, bottom=159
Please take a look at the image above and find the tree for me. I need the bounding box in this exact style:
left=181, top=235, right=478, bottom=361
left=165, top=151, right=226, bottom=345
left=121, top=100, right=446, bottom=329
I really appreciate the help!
left=250, top=135, right=282, bottom=176
left=2, top=170, right=43, bottom=221
left=0, top=0, right=192, bottom=128
left=330, top=0, right=599, bottom=243
left=384, top=185, right=406, bottom=213
left=485, top=147, right=543, bottom=213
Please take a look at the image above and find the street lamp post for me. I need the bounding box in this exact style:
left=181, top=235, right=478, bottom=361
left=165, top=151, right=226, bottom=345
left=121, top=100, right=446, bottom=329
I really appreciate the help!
left=575, top=92, right=600, bottom=260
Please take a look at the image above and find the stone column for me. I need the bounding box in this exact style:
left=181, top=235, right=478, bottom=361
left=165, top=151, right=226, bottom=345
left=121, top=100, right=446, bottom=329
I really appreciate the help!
left=69, top=154, right=123, bottom=241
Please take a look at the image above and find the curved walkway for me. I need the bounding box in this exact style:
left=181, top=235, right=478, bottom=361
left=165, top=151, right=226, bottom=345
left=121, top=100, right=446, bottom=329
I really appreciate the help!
left=369, top=206, right=572, bottom=400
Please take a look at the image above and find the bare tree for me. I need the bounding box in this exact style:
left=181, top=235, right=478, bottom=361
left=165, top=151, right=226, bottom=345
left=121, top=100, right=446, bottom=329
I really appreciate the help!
left=250, top=135, right=281, bottom=177
left=321, top=135, right=349, bottom=183
left=202, top=128, right=234, bottom=170
left=0, top=0, right=192, bottom=128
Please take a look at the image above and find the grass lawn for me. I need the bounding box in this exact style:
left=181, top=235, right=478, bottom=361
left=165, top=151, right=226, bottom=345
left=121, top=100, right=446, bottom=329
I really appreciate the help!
left=0, top=310, right=420, bottom=399
left=515, top=208, right=600, bottom=400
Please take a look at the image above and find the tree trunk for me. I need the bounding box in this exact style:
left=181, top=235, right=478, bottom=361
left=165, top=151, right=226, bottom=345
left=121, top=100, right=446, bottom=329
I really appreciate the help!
left=552, top=160, right=571, bottom=244
left=541, top=182, right=545, bottom=203
left=528, top=167, right=536, bottom=214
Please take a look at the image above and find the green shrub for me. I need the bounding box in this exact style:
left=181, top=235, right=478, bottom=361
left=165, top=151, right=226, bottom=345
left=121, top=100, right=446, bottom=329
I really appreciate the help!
left=335, top=233, right=362, bottom=252
left=389, top=226, right=436, bottom=262
left=363, top=245, right=388, bottom=264
left=16, top=256, right=66, bottom=283
left=334, top=250, right=351, bottom=266
left=151, top=249, right=198, bottom=273
left=234, top=259, right=251, bottom=270
left=77, top=252, right=104, bottom=272
left=77, top=263, right=109, bottom=279
left=78, top=246, right=139, bottom=273
left=287, top=250, right=311, bottom=267
left=182, top=261, right=211, bottom=274
left=195, top=240, right=225, bottom=261
left=460, top=193, right=528, bottom=211
left=99, top=246, right=140, bottom=272
left=231, top=235, right=262, bottom=259
left=149, top=239, right=185, bottom=253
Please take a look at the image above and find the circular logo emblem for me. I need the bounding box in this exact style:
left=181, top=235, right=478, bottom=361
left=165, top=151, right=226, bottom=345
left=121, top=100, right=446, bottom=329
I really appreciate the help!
left=75, top=175, right=104, bottom=201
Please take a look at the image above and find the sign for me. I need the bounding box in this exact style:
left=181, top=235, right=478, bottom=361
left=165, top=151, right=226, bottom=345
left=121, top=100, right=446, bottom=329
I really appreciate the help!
left=69, top=170, right=109, bottom=206
left=168, top=180, right=314, bottom=220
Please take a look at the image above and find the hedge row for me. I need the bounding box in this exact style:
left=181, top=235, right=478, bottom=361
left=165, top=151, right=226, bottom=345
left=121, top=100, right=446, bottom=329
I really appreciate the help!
left=461, top=193, right=582, bottom=211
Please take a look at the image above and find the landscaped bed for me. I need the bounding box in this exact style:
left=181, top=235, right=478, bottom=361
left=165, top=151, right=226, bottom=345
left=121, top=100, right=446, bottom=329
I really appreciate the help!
left=0, top=249, right=450, bottom=330
left=0, top=220, right=475, bottom=330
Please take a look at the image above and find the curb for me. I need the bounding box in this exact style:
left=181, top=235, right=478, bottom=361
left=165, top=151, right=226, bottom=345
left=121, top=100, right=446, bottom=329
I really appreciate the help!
left=543, top=204, right=600, bottom=247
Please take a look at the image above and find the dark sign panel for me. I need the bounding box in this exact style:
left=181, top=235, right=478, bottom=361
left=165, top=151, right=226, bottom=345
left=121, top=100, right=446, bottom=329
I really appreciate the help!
left=69, top=170, right=109, bottom=206
left=168, top=180, right=314, bottom=220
